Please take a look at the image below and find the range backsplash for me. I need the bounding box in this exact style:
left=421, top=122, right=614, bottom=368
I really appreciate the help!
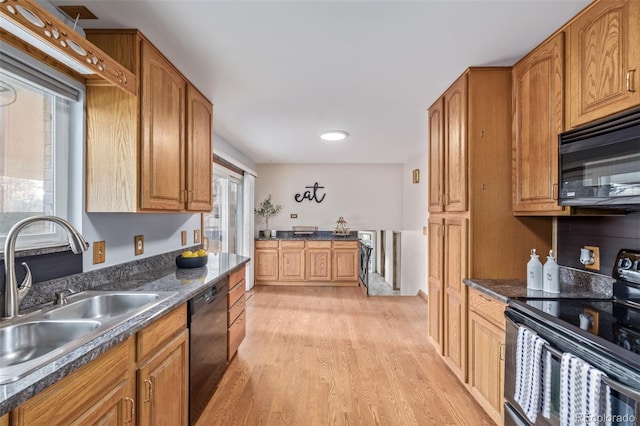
left=557, top=211, right=640, bottom=275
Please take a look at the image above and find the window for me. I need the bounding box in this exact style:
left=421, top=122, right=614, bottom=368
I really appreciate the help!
left=204, top=165, right=243, bottom=254
left=0, top=49, right=81, bottom=251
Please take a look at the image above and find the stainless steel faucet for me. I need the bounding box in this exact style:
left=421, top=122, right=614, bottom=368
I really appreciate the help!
left=2, top=215, right=89, bottom=320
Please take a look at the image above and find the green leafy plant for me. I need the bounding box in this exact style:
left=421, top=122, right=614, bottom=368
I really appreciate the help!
left=254, top=194, right=282, bottom=230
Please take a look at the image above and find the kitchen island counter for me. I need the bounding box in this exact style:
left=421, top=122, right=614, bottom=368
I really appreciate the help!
left=0, top=253, right=249, bottom=416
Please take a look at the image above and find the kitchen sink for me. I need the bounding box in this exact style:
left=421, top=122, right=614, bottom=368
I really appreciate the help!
left=0, top=290, right=177, bottom=384
left=43, top=292, right=166, bottom=320
left=1, top=320, right=101, bottom=368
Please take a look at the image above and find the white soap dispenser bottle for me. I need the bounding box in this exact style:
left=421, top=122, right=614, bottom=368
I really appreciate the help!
left=527, top=249, right=543, bottom=290
left=543, top=250, right=560, bottom=293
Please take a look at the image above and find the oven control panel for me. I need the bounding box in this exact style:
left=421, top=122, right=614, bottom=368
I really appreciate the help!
left=614, top=249, right=640, bottom=285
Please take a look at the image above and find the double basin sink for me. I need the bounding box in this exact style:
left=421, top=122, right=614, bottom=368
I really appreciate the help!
left=0, top=290, right=177, bottom=385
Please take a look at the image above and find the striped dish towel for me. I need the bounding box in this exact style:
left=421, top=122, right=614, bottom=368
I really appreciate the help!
left=514, top=326, right=548, bottom=423
left=559, top=352, right=612, bottom=426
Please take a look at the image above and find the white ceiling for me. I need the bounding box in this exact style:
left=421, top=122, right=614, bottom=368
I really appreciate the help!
left=51, top=0, right=590, bottom=164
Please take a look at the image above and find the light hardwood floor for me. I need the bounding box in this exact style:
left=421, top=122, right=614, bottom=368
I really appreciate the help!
left=197, top=286, right=494, bottom=425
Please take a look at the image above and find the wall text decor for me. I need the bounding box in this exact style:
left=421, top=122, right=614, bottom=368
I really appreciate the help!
left=295, top=182, right=326, bottom=203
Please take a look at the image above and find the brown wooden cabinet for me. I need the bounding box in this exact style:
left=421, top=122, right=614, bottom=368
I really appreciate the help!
left=428, top=98, right=444, bottom=213
left=306, top=241, right=332, bottom=281
left=279, top=241, right=306, bottom=281
left=443, top=217, right=468, bottom=381
left=332, top=241, right=359, bottom=282
left=228, top=266, right=246, bottom=361
left=567, top=0, right=640, bottom=128
left=427, top=218, right=444, bottom=355
left=254, top=240, right=359, bottom=286
left=429, top=75, right=468, bottom=213
left=137, top=330, right=189, bottom=426
left=187, top=86, right=214, bottom=211
left=10, top=338, right=135, bottom=426
left=254, top=240, right=279, bottom=281
left=136, top=305, right=189, bottom=426
left=426, top=68, right=552, bottom=392
left=85, top=30, right=212, bottom=212
left=467, top=288, right=506, bottom=425
left=512, top=32, right=567, bottom=215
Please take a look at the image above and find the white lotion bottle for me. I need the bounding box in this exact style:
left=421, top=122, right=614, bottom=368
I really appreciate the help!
left=543, top=250, right=560, bottom=293
left=527, top=249, right=543, bottom=290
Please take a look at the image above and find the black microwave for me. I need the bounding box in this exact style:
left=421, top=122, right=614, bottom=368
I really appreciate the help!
left=558, top=106, right=640, bottom=209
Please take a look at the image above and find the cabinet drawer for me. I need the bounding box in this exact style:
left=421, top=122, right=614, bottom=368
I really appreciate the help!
left=229, top=266, right=245, bottom=289
left=307, top=241, right=332, bottom=249
left=228, top=294, right=245, bottom=325
left=333, top=241, right=358, bottom=249
left=280, top=240, right=305, bottom=248
left=255, top=240, right=278, bottom=248
left=228, top=310, right=246, bottom=361
left=468, top=287, right=505, bottom=330
left=137, top=304, right=187, bottom=362
left=228, top=280, right=245, bottom=308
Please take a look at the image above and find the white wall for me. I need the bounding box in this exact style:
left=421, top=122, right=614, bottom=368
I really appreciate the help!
left=254, top=163, right=403, bottom=232
left=400, top=151, right=429, bottom=296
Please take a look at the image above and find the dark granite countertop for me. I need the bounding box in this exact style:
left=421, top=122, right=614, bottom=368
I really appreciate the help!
left=256, top=230, right=359, bottom=241
left=463, top=267, right=614, bottom=304
left=0, top=253, right=249, bottom=416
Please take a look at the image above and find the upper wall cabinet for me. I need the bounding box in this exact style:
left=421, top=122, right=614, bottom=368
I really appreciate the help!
left=512, top=33, right=567, bottom=215
left=567, top=0, right=640, bottom=128
left=428, top=74, right=468, bottom=213
left=85, top=30, right=212, bottom=213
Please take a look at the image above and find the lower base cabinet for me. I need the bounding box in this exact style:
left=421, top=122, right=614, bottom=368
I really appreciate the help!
left=8, top=304, right=189, bottom=426
left=10, top=337, right=135, bottom=426
left=467, top=288, right=506, bottom=425
left=228, top=266, right=247, bottom=361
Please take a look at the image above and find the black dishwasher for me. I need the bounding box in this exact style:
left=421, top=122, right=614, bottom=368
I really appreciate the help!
left=187, top=278, right=228, bottom=425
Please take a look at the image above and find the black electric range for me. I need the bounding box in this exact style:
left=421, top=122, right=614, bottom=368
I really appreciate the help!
left=510, top=248, right=640, bottom=369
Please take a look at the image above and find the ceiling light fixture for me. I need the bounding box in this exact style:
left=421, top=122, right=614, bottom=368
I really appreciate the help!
left=320, top=130, right=348, bottom=141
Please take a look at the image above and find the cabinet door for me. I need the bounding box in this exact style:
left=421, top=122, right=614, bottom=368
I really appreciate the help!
left=444, top=74, right=468, bottom=212
left=333, top=248, right=359, bottom=281
left=138, top=329, right=189, bottom=426
left=70, top=380, right=135, bottom=426
left=428, top=98, right=444, bottom=213
left=255, top=249, right=278, bottom=281
left=306, top=248, right=332, bottom=281
left=443, top=217, right=468, bottom=381
left=512, top=32, right=567, bottom=215
left=568, top=0, right=640, bottom=128
left=140, top=41, right=187, bottom=211
left=279, top=248, right=305, bottom=281
left=427, top=217, right=444, bottom=354
left=11, top=339, right=134, bottom=426
left=468, top=311, right=505, bottom=424
left=186, top=85, right=213, bottom=211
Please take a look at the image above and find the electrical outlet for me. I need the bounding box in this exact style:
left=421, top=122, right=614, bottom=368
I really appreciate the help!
left=93, top=241, right=105, bottom=264
left=181, top=230, right=187, bottom=246
left=423, top=226, right=428, bottom=236
left=194, top=229, right=201, bottom=244
left=134, top=235, right=144, bottom=255
left=584, top=245, right=600, bottom=271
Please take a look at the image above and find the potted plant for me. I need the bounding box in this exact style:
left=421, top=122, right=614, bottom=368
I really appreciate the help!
left=254, top=194, right=282, bottom=238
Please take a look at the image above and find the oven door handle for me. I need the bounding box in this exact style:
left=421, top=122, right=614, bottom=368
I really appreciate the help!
left=506, top=314, right=640, bottom=402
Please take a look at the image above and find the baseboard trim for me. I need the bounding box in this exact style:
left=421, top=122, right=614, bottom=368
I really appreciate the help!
left=418, top=289, right=428, bottom=302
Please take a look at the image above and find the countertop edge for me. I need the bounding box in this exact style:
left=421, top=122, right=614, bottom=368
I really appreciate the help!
left=0, top=256, right=249, bottom=415
left=463, top=279, right=510, bottom=304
